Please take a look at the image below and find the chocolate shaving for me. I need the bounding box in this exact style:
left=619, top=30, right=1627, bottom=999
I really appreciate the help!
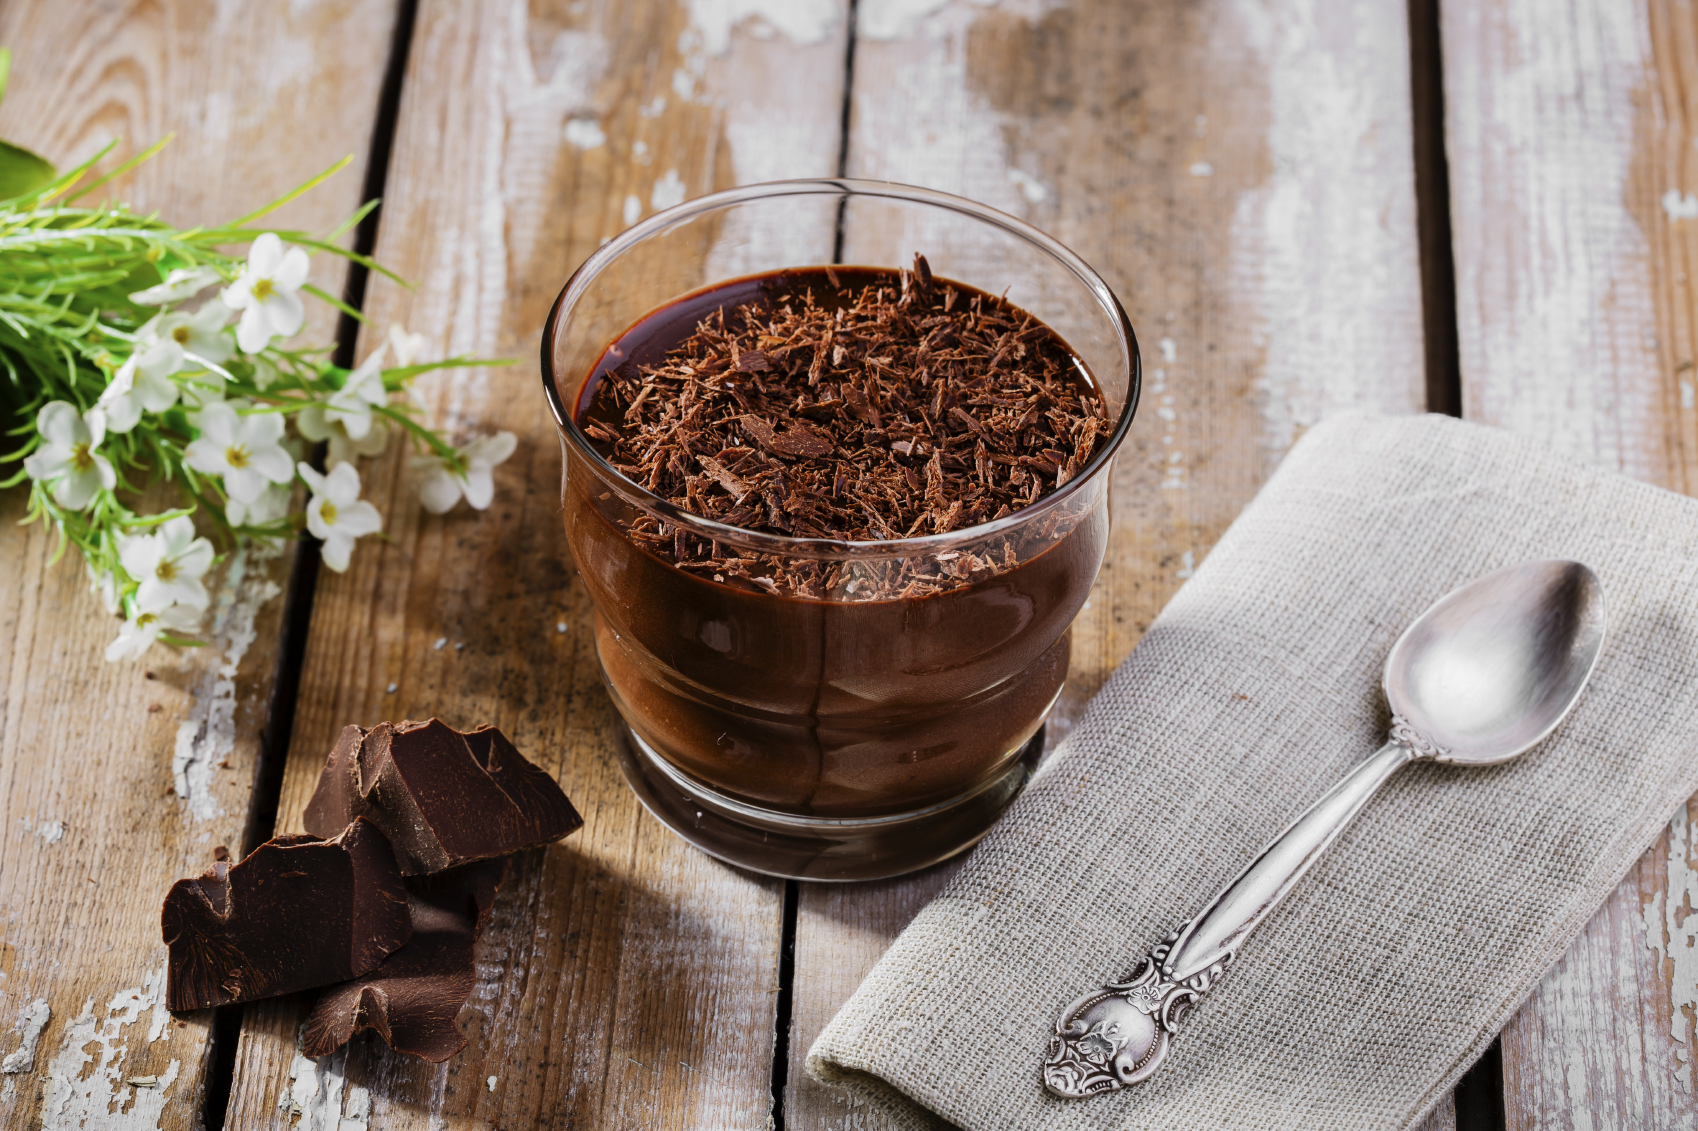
left=302, top=719, right=584, bottom=876
left=301, top=858, right=508, bottom=1062
left=162, top=818, right=410, bottom=1011
left=580, top=255, right=1108, bottom=597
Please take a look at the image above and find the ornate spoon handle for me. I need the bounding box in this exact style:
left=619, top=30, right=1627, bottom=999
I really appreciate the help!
left=1042, top=737, right=1420, bottom=1098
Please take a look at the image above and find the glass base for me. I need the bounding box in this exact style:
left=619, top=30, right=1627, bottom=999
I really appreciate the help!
left=614, top=723, right=1047, bottom=882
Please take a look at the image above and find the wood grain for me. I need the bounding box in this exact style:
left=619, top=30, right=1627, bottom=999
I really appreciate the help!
left=791, top=0, right=1437, bottom=1127
left=220, top=1, right=853, bottom=1127
left=0, top=2, right=397, bottom=1128
left=1443, top=0, right=1698, bottom=1126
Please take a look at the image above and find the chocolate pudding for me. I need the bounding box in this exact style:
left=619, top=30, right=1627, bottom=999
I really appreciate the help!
left=559, top=263, right=1111, bottom=819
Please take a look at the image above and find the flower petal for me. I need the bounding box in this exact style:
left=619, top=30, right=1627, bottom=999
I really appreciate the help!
left=129, top=265, right=223, bottom=305
left=93, top=453, right=117, bottom=492
left=221, top=277, right=254, bottom=311
left=166, top=576, right=211, bottom=611
left=417, top=467, right=462, bottom=514
left=297, top=462, right=330, bottom=496
left=160, top=516, right=198, bottom=554
left=175, top=538, right=215, bottom=579
left=264, top=290, right=305, bottom=340
left=337, top=500, right=384, bottom=537
left=248, top=232, right=283, bottom=277
left=223, top=465, right=269, bottom=504
left=36, top=401, right=86, bottom=446
left=237, top=304, right=272, bottom=353
left=295, top=404, right=333, bottom=441
left=238, top=408, right=286, bottom=445
left=183, top=439, right=228, bottom=476
left=465, top=431, right=518, bottom=468
left=319, top=531, right=354, bottom=573
left=120, top=534, right=163, bottom=581
left=325, top=461, right=364, bottom=507
left=247, top=444, right=295, bottom=485
left=193, top=401, right=239, bottom=446
left=462, top=468, right=496, bottom=510
left=53, top=468, right=100, bottom=511
left=273, top=245, right=310, bottom=291
left=135, top=367, right=181, bottom=413
left=102, top=393, right=143, bottom=434
left=84, top=407, right=107, bottom=448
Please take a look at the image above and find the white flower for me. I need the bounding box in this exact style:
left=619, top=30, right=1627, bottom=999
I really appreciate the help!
left=129, top=266, right=223, bottom=305
left=157, top=302, right=235, bottom=367
left=22, top=402, right=115, bottom=510
left=118, top=516, right=215, bottom=612
left=298, top=461, right=383, bottom=572
left=416, top=432, right=517, bottom=514
left=221, top=233, right=309, bottom=353
left=226, top=481, right=293, bottom=528
left=100, top=336, right=181, bottom=433
left=184, top=401, right=295, bottom=504
left=326, top=344, right=388, bottom=440
left=388, top=324, right=426, bottom=368
left=105, top=603, right=203, bottom=662
left=328, top=417, right=389, bottom=469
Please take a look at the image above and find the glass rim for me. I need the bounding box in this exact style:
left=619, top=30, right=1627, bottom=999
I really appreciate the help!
left=540, top=177, right=1141, bottom=558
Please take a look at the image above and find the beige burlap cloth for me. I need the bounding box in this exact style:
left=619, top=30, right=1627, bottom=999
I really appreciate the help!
left=807, top=411, right=1698, bottom=1131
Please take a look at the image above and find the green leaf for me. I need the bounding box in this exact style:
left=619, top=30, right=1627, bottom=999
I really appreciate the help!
left=0, top=47, right=12, bottom=104
left=0, top=138, right=55, bottom=200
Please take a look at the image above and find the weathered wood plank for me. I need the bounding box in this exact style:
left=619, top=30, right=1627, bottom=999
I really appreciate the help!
left=1443, top=0, right=1698, bottom=1126
left=222, top=1, right=853, bottom=1127
left=790, top=0, right=1436, bottom=1127
left=0, top=2, right=397, bottom=1120
left=0, top=3, right=398, bottom=1128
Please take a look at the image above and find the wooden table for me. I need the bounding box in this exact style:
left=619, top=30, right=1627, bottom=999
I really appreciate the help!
left=0, top=1, right=1692, bottom=1127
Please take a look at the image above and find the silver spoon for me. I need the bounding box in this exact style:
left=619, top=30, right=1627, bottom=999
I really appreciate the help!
left=1042, top=559, right=1607, bottom=1099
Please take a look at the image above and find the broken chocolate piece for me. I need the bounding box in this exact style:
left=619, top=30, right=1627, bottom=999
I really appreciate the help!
left=302, top=719, right=584, bottom=875
left=301, top=857, right=508, bottom=1062
left=162, top=818, right=410, bottom=1011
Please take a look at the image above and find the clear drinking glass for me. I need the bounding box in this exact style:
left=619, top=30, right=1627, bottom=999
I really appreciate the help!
left=542, top=180, right=1139, bottom=881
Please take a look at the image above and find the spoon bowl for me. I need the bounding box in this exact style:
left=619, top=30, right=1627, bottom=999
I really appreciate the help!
left=1384, top=560, right=1607, bottom=765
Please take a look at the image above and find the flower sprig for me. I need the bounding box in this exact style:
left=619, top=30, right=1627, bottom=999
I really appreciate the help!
left=0, top=71, right=515, bottom=662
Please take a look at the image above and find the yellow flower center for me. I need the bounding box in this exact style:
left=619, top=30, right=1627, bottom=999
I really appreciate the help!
left=136, top=611, right=159, bottom=628
left=250, top=277, right=276, bottom=302
left=70, top=442, right=95, bottom=471
left=156, top=558, right=178, bottom=583
left=225, top=445, right=251, bottom=469
left=172, top=326, right=192, bottom=345
left=320, top=501, right=339, bottom=525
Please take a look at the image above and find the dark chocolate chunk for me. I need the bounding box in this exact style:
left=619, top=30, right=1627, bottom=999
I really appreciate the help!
left=300, top=857, right=508, bottom=1062
left=301, top=719, right=584, bottom=875
left=161, top=818, right=410, bottom=1012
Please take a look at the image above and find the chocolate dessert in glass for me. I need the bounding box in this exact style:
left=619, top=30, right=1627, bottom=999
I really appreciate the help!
left=542, top=181, right=1138, bottom=880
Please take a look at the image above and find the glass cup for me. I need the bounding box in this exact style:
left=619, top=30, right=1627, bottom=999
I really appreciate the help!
left=542, top=180, right=1139, bottom=881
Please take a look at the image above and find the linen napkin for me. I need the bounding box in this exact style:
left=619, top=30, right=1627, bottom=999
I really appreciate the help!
left=807, top=410, right=1698, bottom=1131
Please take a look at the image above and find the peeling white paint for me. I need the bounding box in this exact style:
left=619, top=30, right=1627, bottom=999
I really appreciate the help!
left=1643, top=805, right=1698, bottom=1092
left=1176, top=550, right=1197, bottom=581
left=563, top=117, right=606, bottom=149
left=685, top=0, right=839, bottom=56
left=860, top=0, right=1003, bottom=41
left=622, top=194, right=641, bottom=227
left=1663, top=189, right=1698, bottom=221
left=1, top=999, right=49, bottom=1073
left=1227, top=0, right=1422, bottom=454
left=279, top=1042, right=352, bottom=1131
left=172, top=544, right=283, bottom=820
left=1188, top=160, right=1214, bottom=177
left=39, top=962, right=176, bottom=1129
left=1683, top=380, right=1695, bottom=410
left=487, top=1075, right=498, bottom=1092
left=1006, top=168, right=1048, bottom=204
left=22, top=819, right=63, bottom=845
left=651, top=168, right=687, bottom=212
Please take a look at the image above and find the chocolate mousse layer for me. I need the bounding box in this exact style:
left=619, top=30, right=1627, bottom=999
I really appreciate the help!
left=559, top=262, right=1112, bottom=818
